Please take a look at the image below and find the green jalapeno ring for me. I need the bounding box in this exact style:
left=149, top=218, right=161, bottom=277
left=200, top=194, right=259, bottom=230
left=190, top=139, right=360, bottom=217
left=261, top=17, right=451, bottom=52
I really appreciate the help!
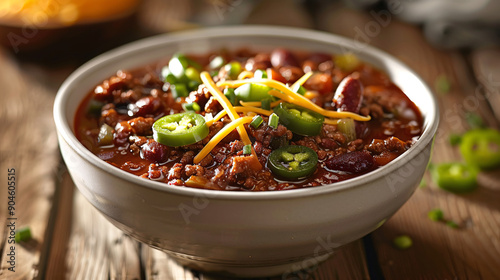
left=268, top=145, right=318, bottom=180
left=153, top=112, right=209, bottom=147
left=273, top=103, right=325, bottom=136
left=459, top=129, right=500, bottom=169
left=431, top=162, right=478, bottom=193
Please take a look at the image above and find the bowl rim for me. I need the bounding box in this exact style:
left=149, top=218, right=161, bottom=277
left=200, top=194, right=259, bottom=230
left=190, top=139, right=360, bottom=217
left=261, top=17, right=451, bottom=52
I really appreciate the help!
left=54, top=25, right=440, bottom=200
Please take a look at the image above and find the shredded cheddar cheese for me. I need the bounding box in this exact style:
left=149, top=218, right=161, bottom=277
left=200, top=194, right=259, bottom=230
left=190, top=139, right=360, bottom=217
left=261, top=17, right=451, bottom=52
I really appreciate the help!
left=206, top=110, right=227, bottom=127
left=291, top=71, right=313, bottom=91
left=324, top=118, right=341, bottom=125
left=197, top=70, right=370, bottom=167
left=199, top=72, right=262, bottom=169
left=217, top=78, right=371, bottom=122
left=304, top=91, right=319, bottom=100
left=235, top=106, right=273, bottom=116
left=239, top=100, right=283, bottom=108
left=237, top=71, right=254, bottom=80
left=193, top=116, right=253, bottom=164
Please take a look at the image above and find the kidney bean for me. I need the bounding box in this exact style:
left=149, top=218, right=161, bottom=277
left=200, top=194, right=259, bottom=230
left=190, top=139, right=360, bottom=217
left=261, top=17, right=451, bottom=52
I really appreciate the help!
left=325, top=151, right=375, bottom=173
left=279, top=66, right=304, bottom=83
left=307, top=52, right=332, bottom=64
left=271, top=48, right=299, bottom=68
left=141, top=139, right=169, bottom=163
left=127, top=96, right=161, bottom=117
left=333, top=75, right=363, bottom=113
left=302, top=53, right=331, bottom=72
left=355, top=121, right=368, bottom=138
left=245, top=53, right=272, bottom=71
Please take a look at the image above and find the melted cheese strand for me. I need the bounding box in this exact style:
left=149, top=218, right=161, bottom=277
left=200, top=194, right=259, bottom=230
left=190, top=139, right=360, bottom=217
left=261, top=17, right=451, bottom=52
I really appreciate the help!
left=193, top=116, right=253, bottom=164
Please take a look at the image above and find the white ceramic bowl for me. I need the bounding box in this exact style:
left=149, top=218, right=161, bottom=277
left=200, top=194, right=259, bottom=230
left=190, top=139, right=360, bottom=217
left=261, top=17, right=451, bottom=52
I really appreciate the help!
left=54, top=26, right=439, bottom=278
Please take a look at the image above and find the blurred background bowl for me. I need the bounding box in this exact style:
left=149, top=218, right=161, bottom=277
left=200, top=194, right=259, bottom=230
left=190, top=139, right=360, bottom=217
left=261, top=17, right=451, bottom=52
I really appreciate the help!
left=53, top=26, right=439, bottom=278
left=0, top=0, right=141, bottom=61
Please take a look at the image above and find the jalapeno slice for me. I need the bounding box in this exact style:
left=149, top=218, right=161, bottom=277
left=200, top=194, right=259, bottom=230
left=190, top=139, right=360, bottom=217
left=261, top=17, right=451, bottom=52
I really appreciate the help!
left=268, top=145, right=318, bottom=180
left=431, top=163, right=478, bottom=193
left=153, top=112, right=209, bottom=147
left=273, top=103, right=324, bottom=136
left=459, top=129, right=500, bottom=169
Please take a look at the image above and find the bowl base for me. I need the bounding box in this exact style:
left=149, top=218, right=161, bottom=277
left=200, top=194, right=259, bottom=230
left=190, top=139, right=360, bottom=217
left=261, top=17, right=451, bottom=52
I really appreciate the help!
left=164, top=250, right=334, bottom=278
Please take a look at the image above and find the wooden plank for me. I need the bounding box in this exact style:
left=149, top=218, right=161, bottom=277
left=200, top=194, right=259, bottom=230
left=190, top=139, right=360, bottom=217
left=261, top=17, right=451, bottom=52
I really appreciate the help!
left=63, top=188, right=142, bottom=280
left=317, top=4, right=500, bottom=279
left=0, top=48, right=60, bottom=280
left=43, top=165, right=74, bottom=279
left=141, top=239, right=369, bottom=280
left=470, top=47, right=500, bottom=122
left=142, top=246, right=198, bottom=280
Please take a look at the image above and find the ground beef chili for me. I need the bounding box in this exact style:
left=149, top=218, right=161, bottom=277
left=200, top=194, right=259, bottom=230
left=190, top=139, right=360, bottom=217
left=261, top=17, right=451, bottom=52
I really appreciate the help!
left=74, top=48, right=423, bottom=191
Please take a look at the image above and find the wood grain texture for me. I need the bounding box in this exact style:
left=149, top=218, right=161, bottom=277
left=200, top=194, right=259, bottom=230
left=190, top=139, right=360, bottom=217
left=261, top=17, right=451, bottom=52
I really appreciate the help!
left=141, top=239, right=369, bottom=280
left=470, top=47, right=500, bottom=122
left=0, top=49, right=59, bottom=280
left=63, top=189, right=142, bottom=280
left=44, top=166, right=74, bottom=280
left=317, top=4, right=500, bottom=280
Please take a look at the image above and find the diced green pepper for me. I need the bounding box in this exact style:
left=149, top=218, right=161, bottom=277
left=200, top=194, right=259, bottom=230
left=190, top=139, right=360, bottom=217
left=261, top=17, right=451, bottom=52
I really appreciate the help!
left=182, top=102, right=201, bottom=112
left=337, top=118, right=356, bottom=142
left=98, top=124, right=114, bottom=146
left=15, top=226, right=32, bottom=243
left=393, top=235, right=412, bottom=250
left=224, top=88, right=236, bottom=105
left=268, top=113, right=279, bottom=129
left=250, top=115, right=263, bottom=129
left=335, top=53, right=360, bottom=72
left=243, top=144, right=252, bottom=155
left=261, top=98, right=271, bottom=110
left=185, top=67, right=201, bottom=83
left=224, top=61, right=242, bottom=80
left=87, top=98, right=105, bottom=117
left=171, top=83, right=188, bottom=99
left=428, top=208, right=444, bottom=221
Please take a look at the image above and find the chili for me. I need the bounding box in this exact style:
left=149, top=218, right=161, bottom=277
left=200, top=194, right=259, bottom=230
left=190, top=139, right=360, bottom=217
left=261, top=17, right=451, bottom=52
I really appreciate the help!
left=74, top=48, right=424, bottom=191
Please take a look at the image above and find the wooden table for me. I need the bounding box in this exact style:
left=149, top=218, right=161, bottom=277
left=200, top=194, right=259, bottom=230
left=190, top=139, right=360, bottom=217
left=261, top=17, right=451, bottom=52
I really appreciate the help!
left=1, top=1, right=499, bottom=279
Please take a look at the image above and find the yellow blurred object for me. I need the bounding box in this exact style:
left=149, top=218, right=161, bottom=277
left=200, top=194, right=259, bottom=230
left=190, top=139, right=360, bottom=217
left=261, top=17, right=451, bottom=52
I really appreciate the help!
left=0, top=0, right=140, bottom=28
